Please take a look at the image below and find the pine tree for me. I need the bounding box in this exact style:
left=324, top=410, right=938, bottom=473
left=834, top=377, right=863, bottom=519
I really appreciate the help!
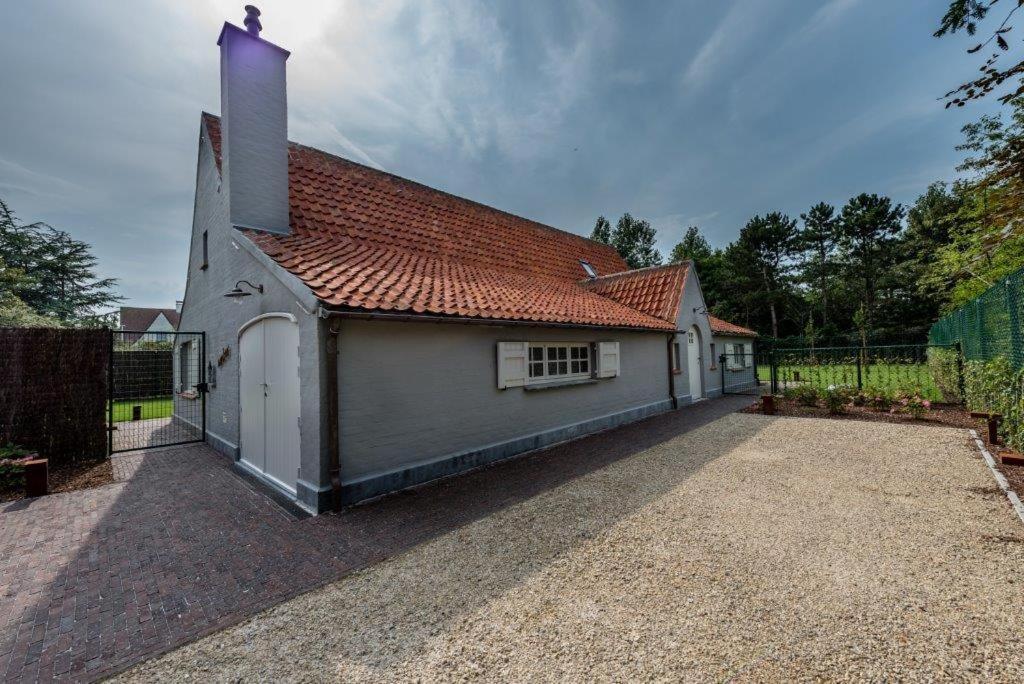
left=669, top=226, right=712, bottom=267
left=838, top=194, right=904, bottom=332
left=796, top=202, right=839, bottom=328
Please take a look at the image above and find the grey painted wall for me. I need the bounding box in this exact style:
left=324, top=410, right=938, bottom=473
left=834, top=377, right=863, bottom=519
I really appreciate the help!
left=335, top=320, right=671, bottom=485
left=175, top=115, right=327, bottom=510
left=673, top=266, right=716, bottom=402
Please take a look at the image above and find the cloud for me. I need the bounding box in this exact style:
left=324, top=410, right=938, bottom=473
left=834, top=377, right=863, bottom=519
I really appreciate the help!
left=680, top=0, right=770, bottom=92
left=0, top=158, right=83, bottom=201
left=804, top=0, right=861, bottom=36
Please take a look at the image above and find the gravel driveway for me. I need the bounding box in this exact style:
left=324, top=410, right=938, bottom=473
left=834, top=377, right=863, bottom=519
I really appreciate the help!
left=120, top=414, right=1024, bottom=681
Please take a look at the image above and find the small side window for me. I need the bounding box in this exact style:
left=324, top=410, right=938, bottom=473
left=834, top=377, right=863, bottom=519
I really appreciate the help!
left=201, top=230, right=209, bottom=270
left=709, top=343, right=717, bottom=369
left=672, top=342, right=681, bottom=372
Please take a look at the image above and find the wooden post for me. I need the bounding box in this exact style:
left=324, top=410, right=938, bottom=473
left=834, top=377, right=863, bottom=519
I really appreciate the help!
left=989, top=417, right=1001, bottom=446
left=24, top=459, right=48, bottom=497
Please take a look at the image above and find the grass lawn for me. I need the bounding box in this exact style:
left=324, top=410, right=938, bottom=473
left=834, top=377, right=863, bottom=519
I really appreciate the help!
left=110, top=396, right=173, bottom=423
left=757, top=362, right=945, bottom=400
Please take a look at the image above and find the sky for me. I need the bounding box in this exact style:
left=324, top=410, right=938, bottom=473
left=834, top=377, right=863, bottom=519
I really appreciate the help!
left=0, top=0, right=1005, bottom=308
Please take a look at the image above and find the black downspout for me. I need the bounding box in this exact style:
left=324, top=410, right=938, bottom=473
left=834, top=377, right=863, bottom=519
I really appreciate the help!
left=326, top=320, right=342, bottom=511
left=667, top=333, right=678, bottom=409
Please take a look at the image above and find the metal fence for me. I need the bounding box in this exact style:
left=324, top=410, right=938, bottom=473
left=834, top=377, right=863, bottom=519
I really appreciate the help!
left=929, top=265, right=1024, bottom=369
left=719, top=349, right=760, bottom=395
left=760, top=344, right=963, bottom=403
left=109, top=331, right=205, bottom=453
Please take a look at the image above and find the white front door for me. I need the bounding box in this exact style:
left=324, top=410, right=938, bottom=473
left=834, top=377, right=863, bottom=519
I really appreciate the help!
left=239, top=315, right=301, bottom=493
left=687, top=326, right=703, bottom=400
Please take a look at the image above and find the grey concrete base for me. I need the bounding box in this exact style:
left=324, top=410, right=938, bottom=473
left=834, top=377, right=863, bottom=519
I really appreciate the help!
left=206, top=429, right=239, bottom=459
left=296, top=478, right=332, bottom=513
left=338, top=399, right=674, bottom=507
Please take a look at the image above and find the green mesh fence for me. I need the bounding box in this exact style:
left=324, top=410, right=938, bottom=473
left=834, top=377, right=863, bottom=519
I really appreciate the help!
left=929, top=265, right=1024, bottom=369
left=929, top=265, right=1024, bottom=451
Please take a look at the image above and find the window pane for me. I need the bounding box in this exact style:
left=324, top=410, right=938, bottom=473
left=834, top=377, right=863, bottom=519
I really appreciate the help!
left=548, top=361, right=558, bottom=375
left=558, top=361, right=567, bottom=374
left=558, top=347, right=568, bottom=360
left=530, top=347, right=543, bottom=361
left=579, top=346, right=589, bottom=360
left=580, top=360, right=589, bottom=373
left=530, top=362, right=543, bottom=377
left=571, top=360, right=580, bottom=374
left=571, top=347, right=581, bottom=359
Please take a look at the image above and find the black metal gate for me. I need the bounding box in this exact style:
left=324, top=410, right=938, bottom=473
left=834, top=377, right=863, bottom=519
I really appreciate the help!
left=720, top=347, right=765, bottom=396
left=108, top=330, right=206, bottom=453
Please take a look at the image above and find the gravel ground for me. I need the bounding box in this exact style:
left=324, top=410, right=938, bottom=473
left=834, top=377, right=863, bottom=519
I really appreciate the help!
left=119, top=414, right=1024, bottom=682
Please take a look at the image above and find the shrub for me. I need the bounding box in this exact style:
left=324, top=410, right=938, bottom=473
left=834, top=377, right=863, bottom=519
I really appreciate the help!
left=790, top=385, right=820, bottom=407
left=865, top=390, right=894, bottom=411
left=891, top=392, right=931, bottom=420
left=963, top=357, right=1024, bottom=451
left=0, top=444, right=34, bottom=490
left=823, top=385, right=853, bottom=414
left=927, top=346, right=962, bottom=403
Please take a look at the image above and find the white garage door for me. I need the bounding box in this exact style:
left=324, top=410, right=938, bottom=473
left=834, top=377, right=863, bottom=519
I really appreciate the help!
left=239, top=314, right=301, bottom=493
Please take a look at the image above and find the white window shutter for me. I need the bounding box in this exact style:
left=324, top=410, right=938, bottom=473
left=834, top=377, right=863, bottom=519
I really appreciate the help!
left=743, top=342, right=753, bottom=367
left=597, top=341, right=620, bottom=378
left=497, top=342, right=528, bottom=389
left=724, top=343, right=735, bottom=370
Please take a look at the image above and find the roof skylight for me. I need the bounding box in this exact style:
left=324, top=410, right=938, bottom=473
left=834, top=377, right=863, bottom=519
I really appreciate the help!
left=579, top=260, right=597, bottom=279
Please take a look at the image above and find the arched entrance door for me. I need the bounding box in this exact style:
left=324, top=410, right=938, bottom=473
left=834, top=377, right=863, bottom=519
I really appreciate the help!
left=687, top=326, right=704, bottom=401
left=239, top=313, right=301, bottom=493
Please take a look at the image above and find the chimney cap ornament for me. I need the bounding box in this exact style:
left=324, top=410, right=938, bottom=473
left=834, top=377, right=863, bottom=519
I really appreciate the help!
left=243, top=5, right=262, bottom=37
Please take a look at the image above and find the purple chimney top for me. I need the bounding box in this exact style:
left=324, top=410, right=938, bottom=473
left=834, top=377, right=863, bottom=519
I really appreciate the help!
left=243, top=5, right=262, bottom=37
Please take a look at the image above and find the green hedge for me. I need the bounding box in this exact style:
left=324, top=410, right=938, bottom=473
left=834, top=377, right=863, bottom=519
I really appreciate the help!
left=964, top=356, right=1024, bottom=450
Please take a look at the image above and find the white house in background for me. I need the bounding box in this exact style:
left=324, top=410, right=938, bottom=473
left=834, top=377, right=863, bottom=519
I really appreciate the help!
left=173, top=7, right=760, bottom=514
left=118, top=303, right=182, bottom=344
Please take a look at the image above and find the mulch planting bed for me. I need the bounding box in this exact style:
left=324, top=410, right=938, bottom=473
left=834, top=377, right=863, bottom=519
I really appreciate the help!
left=0, top=457, right=114, bottom=503
left=740, top=398, right=981, bottom=431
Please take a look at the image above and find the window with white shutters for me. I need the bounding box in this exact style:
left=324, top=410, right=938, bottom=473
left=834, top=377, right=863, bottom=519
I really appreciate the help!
left=498, top=341, right=618, bottom=388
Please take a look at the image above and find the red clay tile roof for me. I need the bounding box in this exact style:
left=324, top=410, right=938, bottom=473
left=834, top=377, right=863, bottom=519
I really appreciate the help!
left=202, top=113, right=675, bottom=330
left=581, top=263, right=688, bottom=325
left=708, top=315, right=757, bottom=337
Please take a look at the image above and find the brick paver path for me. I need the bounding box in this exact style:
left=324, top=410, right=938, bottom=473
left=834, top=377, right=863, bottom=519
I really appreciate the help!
left=0, top=396, right=753, bottom=682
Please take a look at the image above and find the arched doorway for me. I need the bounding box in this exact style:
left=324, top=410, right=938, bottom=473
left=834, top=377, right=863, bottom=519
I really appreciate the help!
left=239, top=313, right=301, bottom=493
left=687, top=325, right=704, bottom=401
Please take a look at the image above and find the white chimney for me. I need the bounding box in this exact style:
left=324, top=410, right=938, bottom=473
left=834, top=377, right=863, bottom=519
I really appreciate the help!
left=217, top=6, right=290, bottom=234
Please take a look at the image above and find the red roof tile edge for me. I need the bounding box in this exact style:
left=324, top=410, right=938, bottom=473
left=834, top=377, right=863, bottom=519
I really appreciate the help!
left=708, top=315, right=758, bottom=337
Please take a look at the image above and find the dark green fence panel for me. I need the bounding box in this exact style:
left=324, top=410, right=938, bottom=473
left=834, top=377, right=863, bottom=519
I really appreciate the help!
left=930, top=266, right=1024, bottom=370
left=763, top=344, right=962, bottom=403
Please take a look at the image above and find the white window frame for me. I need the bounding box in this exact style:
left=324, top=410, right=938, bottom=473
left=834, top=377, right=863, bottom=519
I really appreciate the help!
left=731, top=343, right=744, bottom=370
left=527, top=342, right=592, bottom=385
